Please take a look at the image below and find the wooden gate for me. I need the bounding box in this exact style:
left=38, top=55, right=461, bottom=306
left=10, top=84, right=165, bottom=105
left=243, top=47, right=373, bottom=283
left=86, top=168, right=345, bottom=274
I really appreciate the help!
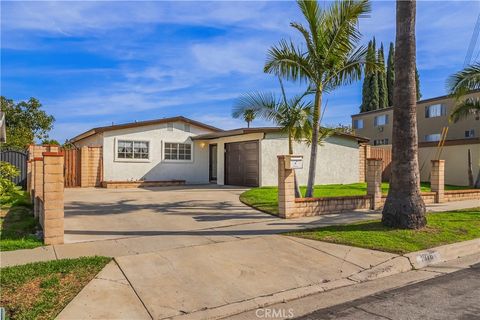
left=370, top=147, right=392, bottom=182
left=63, top=148, right=81, bottom=188
left=0, top=148, right=28, bottom=189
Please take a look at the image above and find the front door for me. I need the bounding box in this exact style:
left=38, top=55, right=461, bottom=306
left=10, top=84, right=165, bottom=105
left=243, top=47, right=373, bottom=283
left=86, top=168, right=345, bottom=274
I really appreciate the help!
left=209, top=144, right=217, bottom=182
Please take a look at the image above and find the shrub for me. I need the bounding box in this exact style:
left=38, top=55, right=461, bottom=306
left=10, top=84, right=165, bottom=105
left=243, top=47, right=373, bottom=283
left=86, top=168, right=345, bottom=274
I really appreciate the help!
left=0, top=161, right=22, bottom=199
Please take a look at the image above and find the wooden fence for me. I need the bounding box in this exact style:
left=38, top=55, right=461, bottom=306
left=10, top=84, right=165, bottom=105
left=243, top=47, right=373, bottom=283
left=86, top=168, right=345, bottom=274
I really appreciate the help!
left=63, top=148, right=81, bottom=188
left=370, top=147, right=392, bottom=182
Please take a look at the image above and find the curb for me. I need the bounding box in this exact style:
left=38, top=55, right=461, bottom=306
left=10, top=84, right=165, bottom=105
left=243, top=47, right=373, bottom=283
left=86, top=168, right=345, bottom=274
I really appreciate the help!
left=181, top=238, right=480, bottom=320
left=404, top=238, right=480, bottom=269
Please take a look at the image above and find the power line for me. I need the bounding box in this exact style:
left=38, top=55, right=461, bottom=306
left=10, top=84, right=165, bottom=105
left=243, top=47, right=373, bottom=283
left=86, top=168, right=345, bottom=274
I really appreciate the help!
left=464, top=13, right=480, bottom=66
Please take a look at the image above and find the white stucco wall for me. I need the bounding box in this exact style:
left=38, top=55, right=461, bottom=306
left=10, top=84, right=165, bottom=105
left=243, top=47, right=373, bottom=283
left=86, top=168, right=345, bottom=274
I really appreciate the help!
left=74, top=133, right=103, bottom=148
left=102, top=121, right=213, bottom=184
left=260, top=133, right=361, bottom=186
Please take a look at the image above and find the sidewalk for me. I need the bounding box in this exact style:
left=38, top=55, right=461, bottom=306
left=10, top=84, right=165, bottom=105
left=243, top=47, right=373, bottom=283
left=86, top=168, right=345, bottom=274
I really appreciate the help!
left=56, top=236, right=479, bottom=320
left=1, top=199, right=477, bottom=268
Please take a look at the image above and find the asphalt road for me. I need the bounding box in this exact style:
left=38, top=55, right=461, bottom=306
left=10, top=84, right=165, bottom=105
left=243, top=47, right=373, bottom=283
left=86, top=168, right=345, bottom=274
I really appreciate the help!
left=297, top=263, right=480, bottom=320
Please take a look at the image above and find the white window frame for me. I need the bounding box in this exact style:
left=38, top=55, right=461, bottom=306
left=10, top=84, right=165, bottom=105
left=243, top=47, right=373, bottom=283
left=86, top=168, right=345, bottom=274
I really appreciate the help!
left=114, top=138, right=151, bottom=162
left=424, top=133, right=441, bottom=142
left=425, top=104, right=446, bottom=118
left=465, top=129, right=475, bottom=138
left=374, top=114, right=388, bottom=127
left=162, top=141, right=194, bottom=163
left=353, top=119, right=364, bottom=129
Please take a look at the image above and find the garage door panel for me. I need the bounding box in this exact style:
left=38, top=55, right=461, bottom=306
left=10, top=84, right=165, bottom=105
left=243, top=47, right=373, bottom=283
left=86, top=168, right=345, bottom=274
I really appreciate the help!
left=225, top=141, right=259, bottom=187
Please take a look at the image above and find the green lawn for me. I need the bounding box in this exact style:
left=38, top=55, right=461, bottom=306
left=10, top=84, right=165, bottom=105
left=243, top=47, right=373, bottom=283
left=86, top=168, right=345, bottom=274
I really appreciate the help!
left=286, top=208, right=480, bottom=254
left=1, top=191, right=43, bottom=251
left=240, top=182, right=470, bottom=215
left=0, top=256, right=111, bottom=320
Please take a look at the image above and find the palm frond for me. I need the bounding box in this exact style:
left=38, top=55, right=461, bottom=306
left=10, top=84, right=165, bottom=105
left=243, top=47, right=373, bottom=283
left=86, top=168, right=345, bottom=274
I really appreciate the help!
left=232, top=92, right=280, bottom=122
left=449, top=97, right=480, bottom=123
left=264, top=39, right=313, bottom=83
left=447, top=62, right=480, bottom=98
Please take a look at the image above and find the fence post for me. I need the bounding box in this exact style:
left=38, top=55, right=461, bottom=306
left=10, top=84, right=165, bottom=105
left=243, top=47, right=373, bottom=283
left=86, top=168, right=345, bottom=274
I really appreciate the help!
left=42, top=152, right=64, bottom=245
left=278, top=155, right=296, bottom=218
left=33, top=157, right=44, bottom=219
left=80, top=146, right=89, bottom=187
left=366, top=158, right=383, bottom=210
left=431, top=160, right=445, bottom=203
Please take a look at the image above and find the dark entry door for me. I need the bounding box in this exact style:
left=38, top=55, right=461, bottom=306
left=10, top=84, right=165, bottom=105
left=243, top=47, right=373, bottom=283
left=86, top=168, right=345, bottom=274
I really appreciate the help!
left=209, top=144, right=217, bottom=182
left=225, top=141, right=259, bottom=187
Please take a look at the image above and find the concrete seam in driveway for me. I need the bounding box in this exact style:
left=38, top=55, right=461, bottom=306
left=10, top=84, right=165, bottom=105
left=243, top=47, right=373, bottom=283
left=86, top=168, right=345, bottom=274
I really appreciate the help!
left=113, top=258, right=154, bottom=320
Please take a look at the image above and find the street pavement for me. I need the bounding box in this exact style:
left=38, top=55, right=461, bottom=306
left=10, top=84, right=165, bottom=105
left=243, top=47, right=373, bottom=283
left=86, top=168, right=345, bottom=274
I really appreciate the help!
left=297, top=263, right=480, bottom=320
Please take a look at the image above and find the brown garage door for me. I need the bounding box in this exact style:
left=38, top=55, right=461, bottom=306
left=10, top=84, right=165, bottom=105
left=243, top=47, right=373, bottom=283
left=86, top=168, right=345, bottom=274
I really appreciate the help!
left=225, top=140, right=259, bottom=187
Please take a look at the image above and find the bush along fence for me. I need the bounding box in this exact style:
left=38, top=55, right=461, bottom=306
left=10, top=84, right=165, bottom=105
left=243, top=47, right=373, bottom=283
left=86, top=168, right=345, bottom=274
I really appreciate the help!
left=28, top=147, right=65, bottom=245
left=278, top=155, right=480, bottom=219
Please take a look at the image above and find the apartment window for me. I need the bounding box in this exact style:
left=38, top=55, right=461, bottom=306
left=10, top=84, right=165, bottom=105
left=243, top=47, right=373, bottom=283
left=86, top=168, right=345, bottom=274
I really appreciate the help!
left=117, top=140, right=149, bottom=159
left=465, top=129, right=475, bottom=138
left=353, top=119, right=364, bottom=129
left=424, top=133, right=441, bottom=142
left=425, top=104, right=446, bottom=118
left=374, top=114, right=388, bottom=127
left=184, top=124, right=191, bottom=132
left=373, top=139, right=389, bottom=146
left=164, top=143, right=192, bottom=161
left=167, top=122, right=174, bottom=131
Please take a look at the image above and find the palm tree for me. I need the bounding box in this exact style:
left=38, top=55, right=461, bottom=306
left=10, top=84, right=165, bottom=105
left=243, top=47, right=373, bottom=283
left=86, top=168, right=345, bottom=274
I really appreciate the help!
left=382, top=0, right=426, bottom=229
left=264, top=0, right=373, bottom=197
left=232, top=79, right=313, bottom=197
left=241, top=109, right=256, bottom=128
left=447, top=62, right=480, bottom=123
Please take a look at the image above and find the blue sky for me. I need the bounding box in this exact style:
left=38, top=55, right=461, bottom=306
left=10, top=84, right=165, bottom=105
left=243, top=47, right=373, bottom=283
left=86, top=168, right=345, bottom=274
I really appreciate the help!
left=1, top=1, right=479, bottom=142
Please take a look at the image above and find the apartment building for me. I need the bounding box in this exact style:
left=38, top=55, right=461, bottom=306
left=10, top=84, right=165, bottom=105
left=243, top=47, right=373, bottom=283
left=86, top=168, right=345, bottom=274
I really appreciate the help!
left=351, top=91, right=480, bottom=186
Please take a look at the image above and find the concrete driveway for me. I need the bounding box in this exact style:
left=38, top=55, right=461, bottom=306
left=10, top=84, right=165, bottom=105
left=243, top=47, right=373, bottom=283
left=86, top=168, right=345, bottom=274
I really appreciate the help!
left=64, top=185, right=275, bottom=243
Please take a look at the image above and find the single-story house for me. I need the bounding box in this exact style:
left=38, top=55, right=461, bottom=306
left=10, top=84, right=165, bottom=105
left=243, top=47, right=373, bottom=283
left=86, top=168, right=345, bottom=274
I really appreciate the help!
left=69, top=116, right=369, bottom=187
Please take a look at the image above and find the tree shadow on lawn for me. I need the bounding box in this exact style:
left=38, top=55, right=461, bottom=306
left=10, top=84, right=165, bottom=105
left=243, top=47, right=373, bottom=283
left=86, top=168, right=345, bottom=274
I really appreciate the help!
left=0, top=199, right=42, bottom=251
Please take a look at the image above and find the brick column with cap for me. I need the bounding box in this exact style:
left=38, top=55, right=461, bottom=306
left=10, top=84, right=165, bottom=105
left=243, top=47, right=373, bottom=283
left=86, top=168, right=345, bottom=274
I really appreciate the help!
left=277, top=155, right=296, bottom=218
left=42, top=152, right=64, bottom=245
left=431, top=160, right=445, bottom=203
left=366, top=158, right=383, bottom=210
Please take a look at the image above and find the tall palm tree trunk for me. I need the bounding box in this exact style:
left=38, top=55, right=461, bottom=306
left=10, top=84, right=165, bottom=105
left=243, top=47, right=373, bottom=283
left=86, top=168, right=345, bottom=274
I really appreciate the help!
left=305, top=90, right=321, bottom=197
left=382, top=0, right=426, bottom=229
left=289, top=132, right=302, bottom=198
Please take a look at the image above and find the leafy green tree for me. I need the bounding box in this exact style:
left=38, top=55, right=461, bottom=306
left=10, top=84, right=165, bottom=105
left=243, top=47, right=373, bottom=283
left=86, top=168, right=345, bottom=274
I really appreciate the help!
left=387, top=42, right=395, bottom=107
left=364, top=41, right=379, bottom=111
left=41, top=139, right=60, bottom=145
left=1, top=97, right=55, bottom=149
left=415, top=67, right=422, bottom=100
left=377, top=44, right=388, bottom=108
left=233, top=79, right=313, bottom=197
left=0, top=161, right=22, bottom=198
left=240, top=109, right=256, bottom=128
left=264, top=0, right=373, bottom=197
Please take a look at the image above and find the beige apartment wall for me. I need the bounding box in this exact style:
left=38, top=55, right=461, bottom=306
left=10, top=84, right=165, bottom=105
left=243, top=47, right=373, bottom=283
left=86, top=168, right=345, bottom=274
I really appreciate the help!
left=74, top=133, right=103, bottom=148
left=418, top=143, right=480, bottom=186
left=352, top=91, right=480, bottom=145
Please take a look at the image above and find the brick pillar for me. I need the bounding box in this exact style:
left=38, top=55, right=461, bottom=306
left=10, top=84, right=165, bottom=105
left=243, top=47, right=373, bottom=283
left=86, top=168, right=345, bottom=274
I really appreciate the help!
left=278, top=155, right=296, bottom=218
left=33, top=157, right=44, bottom=218
left=80, top=146, right=89, bottom=187
left=431, top=160, right=445, bottom=203
left=42, top=152, right=64, bottom=245
left=366, top=158, right=382, bottom=210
